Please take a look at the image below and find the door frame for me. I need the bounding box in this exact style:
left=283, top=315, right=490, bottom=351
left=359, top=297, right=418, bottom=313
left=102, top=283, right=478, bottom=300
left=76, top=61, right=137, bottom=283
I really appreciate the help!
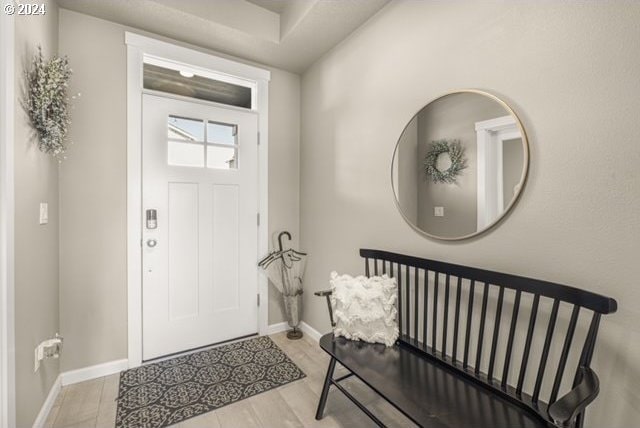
left=475, top=115, right=520, bottom=230
left=0, top=9, right=16, bottom=428
left=125, top=33, right=271, bottom=368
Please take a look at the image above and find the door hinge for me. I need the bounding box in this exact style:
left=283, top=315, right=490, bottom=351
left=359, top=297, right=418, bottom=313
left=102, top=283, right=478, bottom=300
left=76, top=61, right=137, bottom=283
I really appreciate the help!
left=257, top=132, right=260, bottom=145
left=257, top=293, right=261, bottom=307
left=257, top=213, right=260, bottom=226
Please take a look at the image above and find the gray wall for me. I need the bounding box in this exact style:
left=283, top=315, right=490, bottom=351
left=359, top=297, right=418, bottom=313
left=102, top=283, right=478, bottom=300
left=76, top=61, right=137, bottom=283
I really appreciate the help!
left=416, top=93, right=506, bottom=237
left=13, top=1, right=60, bottom=425
left=58, top=9, right=300, bottom=371
left=266, top=70, right=301, bottom=324
left=58, top=9, right=128, bottom=372
left=300, top=2, right=640, bottom=427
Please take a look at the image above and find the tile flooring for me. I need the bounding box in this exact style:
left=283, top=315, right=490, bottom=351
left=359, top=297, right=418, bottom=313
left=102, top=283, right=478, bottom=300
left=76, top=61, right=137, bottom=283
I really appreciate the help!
left=44, top=332, right=413, bottom=428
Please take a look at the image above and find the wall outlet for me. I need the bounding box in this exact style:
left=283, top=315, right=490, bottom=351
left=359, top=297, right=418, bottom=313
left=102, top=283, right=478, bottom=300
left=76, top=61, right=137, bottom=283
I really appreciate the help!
left=34, top=333, right=63, bottom=372
left=39, top=202, right=48, bottom=225
left=434, top=206, right=444, bottom=217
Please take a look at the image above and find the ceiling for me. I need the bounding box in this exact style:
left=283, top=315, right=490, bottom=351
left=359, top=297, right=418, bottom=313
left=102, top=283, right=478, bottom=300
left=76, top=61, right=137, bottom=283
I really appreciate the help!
left=55, top=0, right=390, bottom=73
left=245, top=0, right=291, bottom=15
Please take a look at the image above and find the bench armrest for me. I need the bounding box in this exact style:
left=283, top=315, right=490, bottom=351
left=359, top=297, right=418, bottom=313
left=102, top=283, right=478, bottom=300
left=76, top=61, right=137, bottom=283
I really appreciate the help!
left=314, top=290, right=335, bottom=327
left=548, top=367, right=600, bottom=427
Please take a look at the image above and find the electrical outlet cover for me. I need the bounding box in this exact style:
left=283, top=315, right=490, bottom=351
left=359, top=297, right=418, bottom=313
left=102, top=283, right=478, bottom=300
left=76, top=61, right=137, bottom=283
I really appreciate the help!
left=39, top=202, right=48, bottom=225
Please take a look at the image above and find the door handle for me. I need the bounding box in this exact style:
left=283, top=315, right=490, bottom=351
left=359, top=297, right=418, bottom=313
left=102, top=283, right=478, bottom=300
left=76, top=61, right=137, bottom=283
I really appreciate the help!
left=146, top=239, right=158, bottom=248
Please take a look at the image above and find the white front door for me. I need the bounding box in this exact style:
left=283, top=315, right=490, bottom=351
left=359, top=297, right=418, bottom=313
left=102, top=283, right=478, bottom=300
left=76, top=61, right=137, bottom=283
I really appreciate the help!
left=142, top=94, right=259, bottom=360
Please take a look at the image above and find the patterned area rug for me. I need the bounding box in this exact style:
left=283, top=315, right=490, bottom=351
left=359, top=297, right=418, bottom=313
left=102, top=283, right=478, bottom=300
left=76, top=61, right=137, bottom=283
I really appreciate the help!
left=115, top=336, right=305, bottom=428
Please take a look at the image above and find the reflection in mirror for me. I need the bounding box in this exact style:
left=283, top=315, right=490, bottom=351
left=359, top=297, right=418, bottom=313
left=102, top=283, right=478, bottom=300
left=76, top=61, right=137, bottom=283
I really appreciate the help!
left=392, top=91, right=528, bottom=240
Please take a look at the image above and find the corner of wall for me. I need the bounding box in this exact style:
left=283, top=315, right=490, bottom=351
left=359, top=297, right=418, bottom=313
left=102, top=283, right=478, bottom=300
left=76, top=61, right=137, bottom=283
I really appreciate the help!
left=13, top=0, right=62, bottom=425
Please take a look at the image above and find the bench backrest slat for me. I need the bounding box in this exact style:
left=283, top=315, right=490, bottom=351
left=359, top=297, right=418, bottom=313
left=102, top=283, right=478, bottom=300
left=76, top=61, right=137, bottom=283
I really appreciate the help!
left=533, top=299, right=560, bottom=403
left=422, top=269, right=428, bottom=345
left=407, top=267, right=412, bottom=338
left=550, top=304, right=580, bottom=403
left=432, top=273, right=439, bottom=350
left=416, top=266, right=420, bottom=344
left=502, top=289, right=522, bottom=389
left=452, top=277, right=462, bottom=362
left=487, top=285, right=505, bottom=380
left=395, top=263, right=401, bottom=337
left=517, top=293, right=540, bottom=396
left=475, top=282, right=490, bottom=375
left=359, top=248, right=617, bottom=427
left=442, top=274, right=450, bottom=357
left=463, top=279, right=475, bottom=369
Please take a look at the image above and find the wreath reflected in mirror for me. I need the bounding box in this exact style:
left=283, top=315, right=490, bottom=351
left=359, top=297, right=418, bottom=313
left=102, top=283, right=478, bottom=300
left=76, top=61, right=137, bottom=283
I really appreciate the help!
left=424, top=139, right=467, bottom=184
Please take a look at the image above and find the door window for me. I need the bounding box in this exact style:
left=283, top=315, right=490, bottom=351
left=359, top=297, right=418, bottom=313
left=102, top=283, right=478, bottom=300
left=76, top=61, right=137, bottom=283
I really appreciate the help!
left=167, top=115, right=238, bottom=169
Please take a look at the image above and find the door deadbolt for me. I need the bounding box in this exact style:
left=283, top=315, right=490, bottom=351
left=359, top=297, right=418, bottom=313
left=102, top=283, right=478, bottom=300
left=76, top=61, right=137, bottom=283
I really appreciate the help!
left=146, top=209, right=157, bottom=229
left=146, top=239, right=158, bottom=248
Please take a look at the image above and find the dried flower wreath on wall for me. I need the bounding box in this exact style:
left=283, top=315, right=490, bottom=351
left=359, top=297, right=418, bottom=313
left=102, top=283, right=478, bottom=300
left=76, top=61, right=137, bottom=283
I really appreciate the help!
left=23, top=46, right=78, bottom=160
left=424, top=139, right=467, bottom=184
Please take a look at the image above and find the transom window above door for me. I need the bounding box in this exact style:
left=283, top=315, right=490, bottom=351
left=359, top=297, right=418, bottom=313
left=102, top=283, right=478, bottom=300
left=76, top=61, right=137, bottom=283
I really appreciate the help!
left=167, top=115, right=238, bottom=169
left=143, top=62, right=253, bottom=109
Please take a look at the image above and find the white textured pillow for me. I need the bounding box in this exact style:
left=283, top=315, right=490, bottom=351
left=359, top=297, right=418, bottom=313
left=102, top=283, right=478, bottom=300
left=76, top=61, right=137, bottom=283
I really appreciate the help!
left=330, top=272, right=399, bottom=347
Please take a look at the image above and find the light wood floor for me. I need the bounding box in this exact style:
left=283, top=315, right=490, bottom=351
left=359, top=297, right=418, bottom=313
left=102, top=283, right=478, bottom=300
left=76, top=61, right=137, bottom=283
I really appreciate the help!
left=44, top=332, right=413, bottom=428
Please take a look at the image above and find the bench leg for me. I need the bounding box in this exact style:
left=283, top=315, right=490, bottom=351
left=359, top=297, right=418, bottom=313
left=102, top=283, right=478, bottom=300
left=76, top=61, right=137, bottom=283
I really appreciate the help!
left=315, top=357, right=337, bottom=420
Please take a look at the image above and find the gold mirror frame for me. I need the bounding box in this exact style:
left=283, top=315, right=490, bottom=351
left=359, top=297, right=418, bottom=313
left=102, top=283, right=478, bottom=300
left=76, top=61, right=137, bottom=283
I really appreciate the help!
left=391, top=89, right=530, bottom=241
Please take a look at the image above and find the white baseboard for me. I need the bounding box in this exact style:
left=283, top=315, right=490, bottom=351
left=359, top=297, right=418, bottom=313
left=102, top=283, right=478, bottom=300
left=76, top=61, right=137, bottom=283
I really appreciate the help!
left=267, top=321, right=322, bottom=342
left=60, top=358, right=128, bottom=386
left=34, top=358, right=128, bottom=427
left=32, top=374, right=61, bottom=428
left=300, top=321, right=322, bottom=342
left=266, top=321, right=289, bottom=335
left=268, top=321, right=323, bottom=342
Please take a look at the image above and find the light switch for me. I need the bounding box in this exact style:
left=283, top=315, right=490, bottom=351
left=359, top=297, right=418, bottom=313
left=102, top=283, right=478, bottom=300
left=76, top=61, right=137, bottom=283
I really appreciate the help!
left=434, top=206, right=444, bottom=217
left=39, top=203, right=48, bottom=225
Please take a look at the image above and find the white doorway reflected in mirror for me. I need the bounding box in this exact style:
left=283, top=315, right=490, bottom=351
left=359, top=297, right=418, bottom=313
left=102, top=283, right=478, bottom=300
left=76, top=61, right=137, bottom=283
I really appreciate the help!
left=475, top=115, right=524, bottom=230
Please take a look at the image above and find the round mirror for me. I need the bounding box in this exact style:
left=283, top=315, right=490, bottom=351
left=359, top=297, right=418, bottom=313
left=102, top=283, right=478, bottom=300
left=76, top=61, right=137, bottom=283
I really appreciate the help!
left=392, top=90, right=529, bottom=240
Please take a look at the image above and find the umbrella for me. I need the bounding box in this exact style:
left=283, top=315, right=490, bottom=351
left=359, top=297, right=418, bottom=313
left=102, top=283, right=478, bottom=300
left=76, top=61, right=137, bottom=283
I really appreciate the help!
left=258, top=232, right=307, bottom=339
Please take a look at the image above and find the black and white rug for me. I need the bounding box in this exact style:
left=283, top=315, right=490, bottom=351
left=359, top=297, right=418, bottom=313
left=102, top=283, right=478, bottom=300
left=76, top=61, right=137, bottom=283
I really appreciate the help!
left=115, top=336, right=305, bottom=428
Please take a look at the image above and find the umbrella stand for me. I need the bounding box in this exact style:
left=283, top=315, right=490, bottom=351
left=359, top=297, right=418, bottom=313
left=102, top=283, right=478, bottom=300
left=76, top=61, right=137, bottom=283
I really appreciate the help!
left=283, top=293, right=303, bottom=340
left=258, top=231, right=307, bottom=340
left=288, top=329, right=303, bottom=340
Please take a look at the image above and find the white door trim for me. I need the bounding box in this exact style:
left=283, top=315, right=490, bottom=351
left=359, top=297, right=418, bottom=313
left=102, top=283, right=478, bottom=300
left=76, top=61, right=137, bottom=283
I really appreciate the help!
left=475, top=115, right=519, bottom=230
left=126, top=33, right=270, bottom=368
left=0, top=10, right=16, bottom=428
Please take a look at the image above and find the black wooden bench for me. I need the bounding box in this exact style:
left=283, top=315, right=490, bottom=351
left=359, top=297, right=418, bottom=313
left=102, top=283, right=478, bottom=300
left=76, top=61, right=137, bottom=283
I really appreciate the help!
left=314, top=249, right=617, bottom=428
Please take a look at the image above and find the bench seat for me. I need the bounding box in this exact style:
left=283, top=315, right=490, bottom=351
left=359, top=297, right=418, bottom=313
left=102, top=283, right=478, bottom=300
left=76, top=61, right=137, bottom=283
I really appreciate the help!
left=320, top=333, right=547, bottom=428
